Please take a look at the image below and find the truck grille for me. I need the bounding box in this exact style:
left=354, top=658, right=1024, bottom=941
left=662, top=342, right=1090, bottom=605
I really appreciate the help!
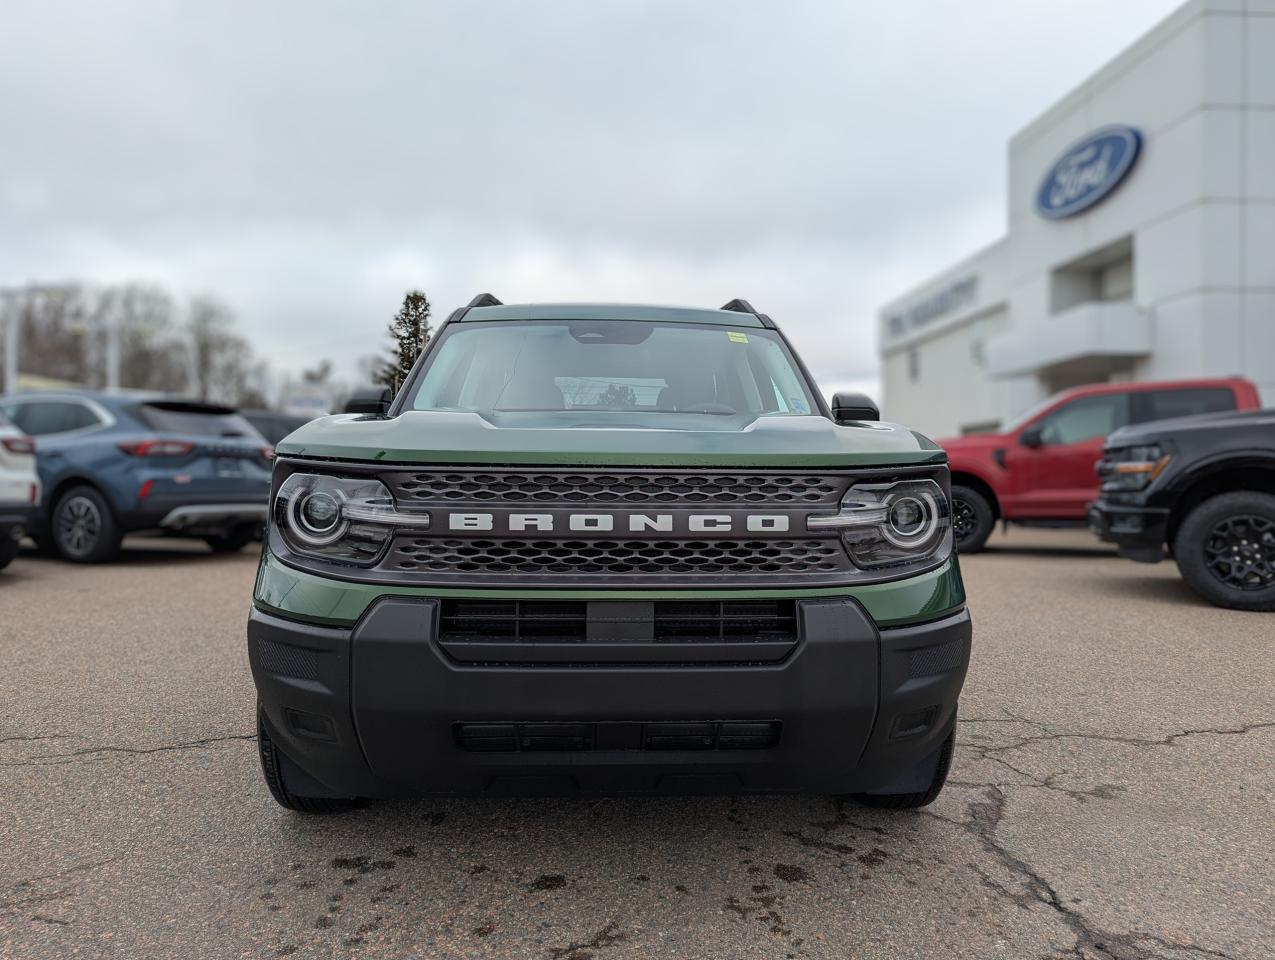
left=369, top=467, right=861, bottom=586
left=388, top=469, right=845, bottom=506
left=390, top=537, right=847, bottom=578
left=455, top=721, right=782, bottom=753
left=439, top=598, right=797, bottom=644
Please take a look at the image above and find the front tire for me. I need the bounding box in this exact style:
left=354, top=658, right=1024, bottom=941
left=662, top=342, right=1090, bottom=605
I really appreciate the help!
left=1173, top=491, right=1275, bottom=611
left=951, top=484, right=995, bottom=554
left=852, top=726, right=955, bottom=810
left=52, top=486, right=122, bottom=563
left=257, top=707, right=364, bottom=813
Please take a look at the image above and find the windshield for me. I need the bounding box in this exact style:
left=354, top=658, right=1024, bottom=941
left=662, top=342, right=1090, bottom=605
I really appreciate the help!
left=405, top=320, right=817, bottom=417
left=1001, top=392, right=1068, bottom=432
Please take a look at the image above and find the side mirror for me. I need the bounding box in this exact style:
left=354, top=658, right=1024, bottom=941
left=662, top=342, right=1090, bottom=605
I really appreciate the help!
left=1019, top=425, right=1044, bottom=448
left=344, top=386, right=393, bottom=416
left=831, top=391, right=879, bottom=423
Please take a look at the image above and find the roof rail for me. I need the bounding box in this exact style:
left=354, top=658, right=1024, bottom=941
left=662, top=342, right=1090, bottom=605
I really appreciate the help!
left=720, top=298, right=776, bottom=328
left=466, top=293, right=502, bottom=308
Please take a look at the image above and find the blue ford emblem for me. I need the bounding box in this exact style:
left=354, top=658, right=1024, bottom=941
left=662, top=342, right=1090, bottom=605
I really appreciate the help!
left=1036, top=125, right=1142, bottom=219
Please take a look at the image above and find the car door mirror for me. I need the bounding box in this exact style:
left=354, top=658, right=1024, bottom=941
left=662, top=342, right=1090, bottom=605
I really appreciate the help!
left=344, top=387, right=393, bottom=416
left=831, top=391, right=879, bottom=423
left=1019, top=425, right=1045, bottom=448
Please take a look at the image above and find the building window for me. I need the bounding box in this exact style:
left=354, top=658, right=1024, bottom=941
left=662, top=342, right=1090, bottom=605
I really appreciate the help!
left=907, top=347, right=920, bottom=382
left=970, top=339, right=985, bottom=366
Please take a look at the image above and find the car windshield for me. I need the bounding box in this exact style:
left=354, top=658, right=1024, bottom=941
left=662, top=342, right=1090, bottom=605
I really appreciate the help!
left=405, top=320, right=817, bottom=417
left=1002, top=392, right=1069, bottom=432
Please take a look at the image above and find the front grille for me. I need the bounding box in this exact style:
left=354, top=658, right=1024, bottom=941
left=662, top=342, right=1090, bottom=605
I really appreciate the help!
left=440, top=598, right=797, bottom=645
left=391, top=537, right=847, bottom=579
left=367, top=467, right=872, bottom=586
left=455, top=721, right=782, bottom=753
left=387, top=469, right=846, bottom=507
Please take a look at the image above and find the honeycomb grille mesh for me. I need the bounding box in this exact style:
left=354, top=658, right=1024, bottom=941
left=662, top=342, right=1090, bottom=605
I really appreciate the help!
left=389, top=537, right=848, bottom=578
left=387, top=470, right=845, bottom=506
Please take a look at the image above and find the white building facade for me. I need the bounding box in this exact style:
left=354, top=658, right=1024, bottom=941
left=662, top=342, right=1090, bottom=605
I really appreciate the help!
left=879, top=0, right=1275, bottom=438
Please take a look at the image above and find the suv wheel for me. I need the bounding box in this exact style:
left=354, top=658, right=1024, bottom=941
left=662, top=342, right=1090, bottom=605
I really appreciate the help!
left=1174, top=491, right=1275, bottom=611
left=951, top=485, right=995, bottom=554
left=852, top=726, right=955, bottom=809
left=205, top=523, right=260, bottom=554
left=257, top=707, right=364, bottom=813
left=52, top=486, right=122, bottom=563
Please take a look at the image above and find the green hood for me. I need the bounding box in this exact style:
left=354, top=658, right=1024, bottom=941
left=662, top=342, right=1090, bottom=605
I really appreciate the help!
left=276, top=410, right=944, bottom=467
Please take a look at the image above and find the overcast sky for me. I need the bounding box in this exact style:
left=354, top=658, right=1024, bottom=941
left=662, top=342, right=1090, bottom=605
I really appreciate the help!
left=1, top=0, right=1183, bottom=402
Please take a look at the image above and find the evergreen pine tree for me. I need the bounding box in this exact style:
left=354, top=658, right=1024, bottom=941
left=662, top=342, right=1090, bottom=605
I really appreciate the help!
left=378, top=291, right=432, bottom=389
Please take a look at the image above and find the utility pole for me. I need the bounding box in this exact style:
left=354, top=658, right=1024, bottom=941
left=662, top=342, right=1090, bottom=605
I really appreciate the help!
left=1, top=292, right=17, bottom=395
left=105, top=309, right=120, bottom=392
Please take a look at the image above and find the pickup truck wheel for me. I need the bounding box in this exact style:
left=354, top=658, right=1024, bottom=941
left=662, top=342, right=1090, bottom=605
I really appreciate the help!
left=52, top=486, right=122, bottom=563
left=257, top=707, right=365, bottom=813
left=951, top=485, right=994, bottom=554
left=1174, top=492, right=1275, bottom=611
left=851, top=726, right=955, bottom=809
left=0, top=539, right=19, bottom=570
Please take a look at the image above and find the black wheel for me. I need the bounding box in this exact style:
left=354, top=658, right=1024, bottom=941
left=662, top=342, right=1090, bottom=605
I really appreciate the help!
left=950, top=484, right=995, bottom=554
left=204, top=523, right=260, bottom=554
left=257, top=707, right=363, bottom=813
left=0, top=539, right=19, bottom=571
left=1174, top=492, right=1275, bottom=611
left=52, top=485, right=122, bottom=563
left=852, top=726, right=955, bottom=810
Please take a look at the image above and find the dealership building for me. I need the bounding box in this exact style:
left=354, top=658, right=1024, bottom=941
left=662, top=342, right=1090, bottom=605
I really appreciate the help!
left=879, top=0, right=1275, bottom=438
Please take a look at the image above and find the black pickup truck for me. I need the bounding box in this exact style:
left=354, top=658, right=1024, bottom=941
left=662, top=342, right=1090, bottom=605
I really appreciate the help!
left=1089, top=408, right=1275, bottom=611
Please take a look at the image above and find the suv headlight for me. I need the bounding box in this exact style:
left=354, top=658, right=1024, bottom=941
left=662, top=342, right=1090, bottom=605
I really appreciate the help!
left=807, top=478, right=951, bottom=570
left=274, top=473, right=429, bottom=565
left=1099, top=444, right=1170, bottom=493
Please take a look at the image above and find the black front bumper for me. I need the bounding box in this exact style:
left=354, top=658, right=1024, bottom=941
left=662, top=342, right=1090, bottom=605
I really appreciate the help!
left=1088, top=500, right=1170, bottom=563
left=248, top=599, right=971, bottom=799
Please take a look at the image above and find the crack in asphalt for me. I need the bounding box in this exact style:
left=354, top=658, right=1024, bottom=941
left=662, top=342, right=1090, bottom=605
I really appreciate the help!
left=10, top=857, right=121, bottom=890
left=0, top=734, right=256, bottom=767
left=960, top=714, right=1275, bottom=758
left=546, top=921, right=626, bottom=960
left=929, top=786, right=1235, bottom=960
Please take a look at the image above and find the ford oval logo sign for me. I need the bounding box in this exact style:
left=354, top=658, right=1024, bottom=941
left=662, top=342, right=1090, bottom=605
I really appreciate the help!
left=1036, top=125, right=1142, bottom=219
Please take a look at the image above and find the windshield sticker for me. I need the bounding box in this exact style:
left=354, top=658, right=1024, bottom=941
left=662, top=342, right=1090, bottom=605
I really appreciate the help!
left=727, top=331, right=749, bottom=344
left=790, top=397, right=809, bottom=413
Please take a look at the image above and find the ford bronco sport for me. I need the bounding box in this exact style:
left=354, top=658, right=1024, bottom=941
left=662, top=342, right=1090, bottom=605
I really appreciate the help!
left=248, top=297, right=971, bottom=811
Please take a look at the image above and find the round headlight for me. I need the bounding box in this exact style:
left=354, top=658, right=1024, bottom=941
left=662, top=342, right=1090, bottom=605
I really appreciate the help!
left=285, top=485, right=348, bottom=546
left=881, top=490, right=939, bottom=548
left=297, top=491, right=342, bottom=536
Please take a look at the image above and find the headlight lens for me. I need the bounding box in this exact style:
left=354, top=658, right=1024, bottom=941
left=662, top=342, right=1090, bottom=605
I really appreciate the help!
left=274, top=473, right=429, bottom=565
left=808, top=478, right=951, bottom=570
left=1099, top=444, right=1170, bottom=492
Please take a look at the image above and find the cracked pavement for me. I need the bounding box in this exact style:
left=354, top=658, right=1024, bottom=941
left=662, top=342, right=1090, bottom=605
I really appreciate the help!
left=2, top=529, right=1273, bottom=959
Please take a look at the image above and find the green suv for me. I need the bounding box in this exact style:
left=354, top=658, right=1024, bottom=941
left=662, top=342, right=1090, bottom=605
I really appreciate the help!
left=249, top=297, right=971, bottom=812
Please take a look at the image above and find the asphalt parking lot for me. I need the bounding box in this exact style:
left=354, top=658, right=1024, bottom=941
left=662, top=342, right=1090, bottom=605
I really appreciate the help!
left=2, top=530, right=1273, bottom=960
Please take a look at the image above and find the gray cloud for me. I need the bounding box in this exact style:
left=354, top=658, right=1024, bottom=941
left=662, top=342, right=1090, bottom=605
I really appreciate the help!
left=0, top=0, right=1182, bottom=402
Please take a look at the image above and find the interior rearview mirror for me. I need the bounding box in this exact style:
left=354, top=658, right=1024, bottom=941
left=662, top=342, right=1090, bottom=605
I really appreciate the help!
left=1019, top=425, right=1044, bottom=448
left=830, top=391, right=880, bottom=423
left=344, top=386, right=393, bottom=416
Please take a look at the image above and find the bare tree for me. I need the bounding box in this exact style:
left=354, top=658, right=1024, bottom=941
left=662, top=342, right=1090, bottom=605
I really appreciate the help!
left=115, top=284, right=189, bottom=393
left=186, top=295, right=264, bottom=405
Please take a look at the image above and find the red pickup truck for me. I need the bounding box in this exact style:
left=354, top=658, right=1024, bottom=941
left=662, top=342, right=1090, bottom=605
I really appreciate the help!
left=941, top=377, right=1262, bottom=552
